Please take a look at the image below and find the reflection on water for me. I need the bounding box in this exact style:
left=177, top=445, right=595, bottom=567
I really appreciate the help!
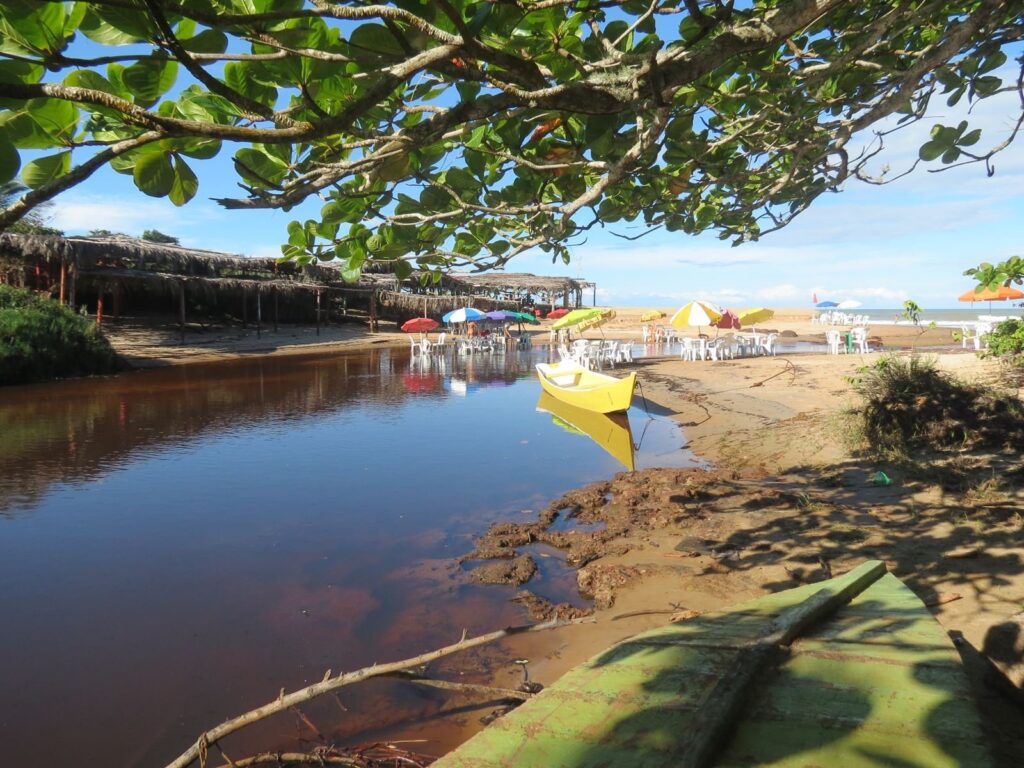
left=0, top=346, right=693, bottom=766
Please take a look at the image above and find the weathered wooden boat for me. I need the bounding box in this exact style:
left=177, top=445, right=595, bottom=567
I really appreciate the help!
left=435, top=560, right=992, bottom=767
left=535, top=360, right=636, bottom=414
left=536, top=391, right=636, bottom=471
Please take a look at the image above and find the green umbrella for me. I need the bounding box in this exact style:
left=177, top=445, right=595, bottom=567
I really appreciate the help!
left=510, top=310, right=540, bottom=325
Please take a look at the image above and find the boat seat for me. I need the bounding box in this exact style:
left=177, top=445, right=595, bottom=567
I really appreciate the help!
left=550, top=373, right=582, bottom=386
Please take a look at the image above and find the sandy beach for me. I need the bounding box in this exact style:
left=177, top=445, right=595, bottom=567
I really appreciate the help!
left=101, top=305, right=964, bottom=367
left=98, top=308, right=1024, bottom=762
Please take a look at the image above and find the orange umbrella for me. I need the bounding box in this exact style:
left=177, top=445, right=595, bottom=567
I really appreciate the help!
left=958, top=285, right=1024, bottom=312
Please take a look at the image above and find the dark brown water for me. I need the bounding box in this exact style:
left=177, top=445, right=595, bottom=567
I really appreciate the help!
left=0, top=346, right=694, bottom=766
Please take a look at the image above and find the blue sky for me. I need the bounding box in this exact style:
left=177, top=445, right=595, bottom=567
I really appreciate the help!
left=44, top=65, right=1023, bottom=311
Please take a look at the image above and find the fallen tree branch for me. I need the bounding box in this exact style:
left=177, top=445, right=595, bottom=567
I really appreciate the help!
left=165, top=616, right=594, bottom=768
left=383, top=672, right=532, bottom=701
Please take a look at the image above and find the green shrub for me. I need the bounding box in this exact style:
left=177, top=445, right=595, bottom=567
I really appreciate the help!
left=0, top=285, right=120, bottom=385
left=982, top=318, right=1024, bottom=358
left=850, top=353, right=1024, bottom=455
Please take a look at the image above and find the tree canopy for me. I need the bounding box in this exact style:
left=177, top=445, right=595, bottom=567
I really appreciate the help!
left=0, top=1, right=1021, bottom=279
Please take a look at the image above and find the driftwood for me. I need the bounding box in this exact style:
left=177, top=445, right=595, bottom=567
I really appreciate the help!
left=165, top=616, right=594, bottom=768
left=212, top=743, right=436, bottom=768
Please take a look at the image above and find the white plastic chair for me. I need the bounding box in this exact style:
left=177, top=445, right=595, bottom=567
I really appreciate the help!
left=759, top=333, right=778, bottom=356
left=825, top=329, right=844, bottom=355
left=705, top=338, right=724, bottom=361
left=851, top=327, right=870, bottom=354
left=679, top=337, right=697, bottom=361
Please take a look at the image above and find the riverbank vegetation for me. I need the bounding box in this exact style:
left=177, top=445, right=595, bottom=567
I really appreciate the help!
left=849, top=354, right=1024, bottom=457
left=0, top=285, right=119, bottom=385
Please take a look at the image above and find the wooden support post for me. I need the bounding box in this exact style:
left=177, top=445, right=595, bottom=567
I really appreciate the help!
left=59, top=262, right=66, bottom=305
left=96, top=290, right=104, bottom=326
left=315, top=289, right=321, bottom=336
left=179, top=281, right=186, bottom=343
left=68, top=255, right=77, bottom=310
left=369, top=290, right=377, bottom=333
left=242, top=288, right=248, bottom=328
left=256, top=288, right=262, bottom=339
left=273, top=287, right=279, bottom=332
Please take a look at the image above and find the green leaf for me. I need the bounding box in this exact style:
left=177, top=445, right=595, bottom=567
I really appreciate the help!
left=0, top=0, right=66, bottom=55
left=392, top=259, right=412, bottom=280
left=64, top=68, right=128, bottom=99
left=348, top=23, right=405, bottom=59
left=27, top=98, right=78, bottom=143
left=919, top=139, right=945, bottom=161
left=959, top=128, right=981, bottom=147
left=168, top=155, right=198, bottom=206
left=0, top=134, right=21, bottom=184
left=180, top=28, right=229, bottom=54
left=224, top=62, right=277, bottom=107
left=941, top=148, right=960, bottom=164
left=176, top=137, right=222, bottom=160
left=22, top=150, right=71, bottom=188
left=0, top=58, right=43, bottom=86
left=122, top=56, right=179, bottom=107
left=79, top=6, right=152, bottom=45
left=133, top=151, right=175, bottom=197
left=234, top=147, right=288, bottom=186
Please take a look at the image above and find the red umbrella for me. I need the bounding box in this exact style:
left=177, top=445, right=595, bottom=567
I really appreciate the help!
left=401, top=317, right=439, bottom=333
left=714, top=309, right=742, bottom=330
left=547, top=308, right=570, bottom=320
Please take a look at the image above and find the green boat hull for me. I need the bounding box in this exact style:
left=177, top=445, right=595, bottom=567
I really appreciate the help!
left=436, top=565, right=991, bottom=767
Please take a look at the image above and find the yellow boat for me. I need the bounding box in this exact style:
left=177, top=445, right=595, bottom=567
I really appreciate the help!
left=535, top=360, right=636, bottom=414
left=536, top=392, right=635, bottom=471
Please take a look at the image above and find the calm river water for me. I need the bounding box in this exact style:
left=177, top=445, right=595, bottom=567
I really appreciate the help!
left=0, top=345, right=694, bottom=767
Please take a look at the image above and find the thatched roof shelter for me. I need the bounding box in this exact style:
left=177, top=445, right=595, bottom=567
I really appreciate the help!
left=0, top=234, right=595, bottom=327
left=453, top=272, right=596, bottom=308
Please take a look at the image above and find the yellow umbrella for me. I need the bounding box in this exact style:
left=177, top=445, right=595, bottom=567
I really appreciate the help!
left=640, top=310, right=666, bottom=322
left=737, top=307, right=775, bottom=326
left=670, top=301, right=721, bottom=330
left=577, top=309, right=616, bottom=333
left=551, top=308, right=604, bottom=330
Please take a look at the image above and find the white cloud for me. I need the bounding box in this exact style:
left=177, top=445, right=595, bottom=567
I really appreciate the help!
left=756, top=283, right=801, bottom=301
left=51, top=193, right=223, bottom=242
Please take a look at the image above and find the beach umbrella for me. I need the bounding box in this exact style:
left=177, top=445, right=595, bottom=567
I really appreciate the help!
left=577, top=309, right=616, bottom=333
left=551, top=307, right=604, bottom=330
left=958, top=285, right=1024, bottom=312
left=737, top=307, right=775, bottom=327
left=815, top=300, right=838, bottom=308
left=640, top=310, right=667, bottom=322
left=670, top=301, right=722, bottom=332
left=401, top=317, right=438, bottom=333
left=713, top=309, right=742, bottom=330
left=485, top=310, right=515, bottom=322
left=510, top=311, right=540, bottom=325
left=837, top=300, right=863, bottom=310
left=547, top=308, right=570, bottom=320
left=443, top=307, right=486, bottom=323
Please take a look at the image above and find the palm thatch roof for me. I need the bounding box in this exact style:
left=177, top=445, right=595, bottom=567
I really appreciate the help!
left=454, top=272, right=595, bottom=295
left=0, top=232, right=395, bottom=291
